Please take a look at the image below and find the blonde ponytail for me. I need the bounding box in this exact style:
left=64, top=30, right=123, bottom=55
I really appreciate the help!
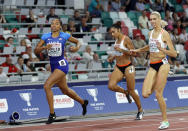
left=161, top=20, right=168, bottom=28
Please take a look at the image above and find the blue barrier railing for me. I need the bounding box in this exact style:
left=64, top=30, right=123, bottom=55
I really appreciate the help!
left=1, top=77, right=188, bottom=122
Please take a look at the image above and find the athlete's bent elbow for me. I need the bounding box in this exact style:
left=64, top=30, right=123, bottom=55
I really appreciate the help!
left=172, top=51, right=177, bottom=58
left=34, top=48, right=40, bottom=55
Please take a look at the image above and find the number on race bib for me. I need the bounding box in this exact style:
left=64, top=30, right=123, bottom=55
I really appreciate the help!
left=162, top=58, right=168, bottom=64
left=129, top=66, right=134, bottom=73
left=47, top=42, right=62, bottom=56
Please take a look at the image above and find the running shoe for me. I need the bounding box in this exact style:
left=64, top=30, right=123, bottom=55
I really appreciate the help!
left=158, top=121, right=169, bottom=130
left=82, top=100, right=89, bottom=116
left=125, top=92, right=132, bottom=104
left=46, top=112, right=56, bottom=124
left=135, top=110, right=144, bottom=120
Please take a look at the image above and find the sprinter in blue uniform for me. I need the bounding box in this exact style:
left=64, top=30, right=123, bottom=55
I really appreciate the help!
left=34, top=18, right=88, bottom=124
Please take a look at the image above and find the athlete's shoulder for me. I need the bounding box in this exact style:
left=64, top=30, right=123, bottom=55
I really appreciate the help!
left=41, top=32, right=52, bottom=40
left=60, top=32, right=71, bottom=40
left=162, top=29, right=168, bottom=35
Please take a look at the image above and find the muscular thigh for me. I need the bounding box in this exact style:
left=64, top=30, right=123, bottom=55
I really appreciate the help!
left=125, top=65, right=135, bottom=90
left=56, top=74, right=68, bottom=91
left=143, top=68, right=157, bottom=92
left=154, top=64, right=170, bottom=92
left=109, top=66, right=124, bottom=85
left=45, top=69, right=66, bottom=87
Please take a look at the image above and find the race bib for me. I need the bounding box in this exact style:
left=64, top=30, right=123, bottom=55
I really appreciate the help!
left=47, top=42, right=62, bottom=56
left=149, top=42, right=159, bottom=53
left=58, top=59, right=66, bottom=66
left=114, top=51, right=123, bottom=56
left=162, top=58, right=168, bottom=64
left=129, top=66, right=135, bottom=73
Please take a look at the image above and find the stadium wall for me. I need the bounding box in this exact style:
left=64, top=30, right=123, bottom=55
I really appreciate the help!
left=0, top=77, right=188, bottom=122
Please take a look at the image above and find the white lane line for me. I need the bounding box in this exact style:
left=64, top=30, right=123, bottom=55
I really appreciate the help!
left=92, top=121, right=188, bottom=131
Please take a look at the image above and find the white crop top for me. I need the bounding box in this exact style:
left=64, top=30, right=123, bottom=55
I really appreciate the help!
left=112, top=36, right=129, bottom=56
left=149, top=29, right=167, bottom=53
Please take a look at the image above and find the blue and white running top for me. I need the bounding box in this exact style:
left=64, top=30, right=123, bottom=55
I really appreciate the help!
left=41, top=32, right=71, bottom=74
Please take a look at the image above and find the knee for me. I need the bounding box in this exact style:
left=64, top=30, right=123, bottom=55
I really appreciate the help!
left=142, top=92, right=150, bottom=98
left=44, top=83, right=50, bottom=91
left=142, top=89, right=152, bottom=98
left=61, top=88, right=69, bottom=95
left=128, top=89, right=135, bottom=95
left=155, top=90, right=163, bottom=99
left=108, top=82, right=116, bottom=91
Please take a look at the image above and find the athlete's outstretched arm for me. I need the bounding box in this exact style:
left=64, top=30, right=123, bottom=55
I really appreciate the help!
left=34, top=40, right=52, bottom=55
left=157, top=31, right=177, bottom=58
left=68, top=36, right=81, bottom=52
left=124, top=36, right=138, bottom=56
left=135, top=45, right=150, bottom=53
left=114, top=36, right=135, bottom=56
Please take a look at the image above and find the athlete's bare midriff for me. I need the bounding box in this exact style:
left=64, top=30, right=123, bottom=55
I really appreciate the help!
left=150, top=51, right=166, bottom=62
left=115, top=54, right=131, bottom=65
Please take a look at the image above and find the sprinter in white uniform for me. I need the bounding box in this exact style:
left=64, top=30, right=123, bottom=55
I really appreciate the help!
left=108, top=23, right=144, bottom=120
left=131, top=11, right=177, bottom=130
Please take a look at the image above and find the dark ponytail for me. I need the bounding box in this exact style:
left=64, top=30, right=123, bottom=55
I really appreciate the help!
left=111, top=21, right=121, bottom=30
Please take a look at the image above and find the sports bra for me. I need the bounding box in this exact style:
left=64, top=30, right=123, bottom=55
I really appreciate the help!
left=149, top=29, right=167, bottom=53
left=112, top=36, right=128, bottom=56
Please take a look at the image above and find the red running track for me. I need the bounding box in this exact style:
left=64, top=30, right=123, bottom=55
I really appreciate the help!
left=1, top=112, right=188, bottom=131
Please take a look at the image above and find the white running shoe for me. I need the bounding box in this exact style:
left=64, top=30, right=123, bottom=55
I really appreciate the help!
left=158, top=121, right=169, bottom=130
left=135, top=110, right=144, bottom=120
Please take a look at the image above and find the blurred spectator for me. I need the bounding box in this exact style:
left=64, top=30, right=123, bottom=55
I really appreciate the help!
left=20, top=39, right=32, bottom=48
left=73, top=10, right=81, bottom=24
left=22, top=46, right=39, bottom=62
left=85, top=11, right=92, bottom=23
left=83, top=45, right=99, bottom=68
left=25, top=59, right=35, bottom=71
left=4, top=37, right=16, bottom=53
left=150, top=0, right=164, bottom=12
left=102, top=54, right=115, bottom=68
left=105, top=27, right=114, bottom=46
left=174, top=20, right=183, bottom=35
left=180, top=28, right=188, bottom=44
left=171, top=28, right=181, bottom=45
left=66, top=45, right=82, bottom=61
left=135, top=0, right=145, bottom=12
left=165, top=10, right=173, bottom=31
left=0, top=14, right=6, bottom=23
left=62, top=24, right=71, bottom=34
left=180, top=12, right=188, bottom=28
left=88, top=0, right=104, bottom=17
left=2, top=57, right=19, bottom=73
left=132, top=33, right=147, bottom=66
left=125, top=0, right=137, bottom=11
left=172, top=12, right=180, bottom=24
left=15, top=57, right=31, bottom=72
left=182, top=0, right=188, bottom=4
left=45, top=63, right=51, bottom=72
left=163, top=0, right=174, bottom=11
left=76, top=16, right=91, bottom=38
left=111, top=0, right=121, bottom=12
left=173, top=60, right=187, bottom=74
left=184, top=41, right=188, bottom=63
left=172, top=28, right=186, bottom=63
left=138, top=10, right=149, bottom=29
left=46, top=7, right=59, bottom=22
left=0, top=66, right=8, bottom=79
left=25, top=9, right=37, bottom=23
left=67, top=19, right=79, bottom=37
left=20, top=39, right=27, bottom=47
